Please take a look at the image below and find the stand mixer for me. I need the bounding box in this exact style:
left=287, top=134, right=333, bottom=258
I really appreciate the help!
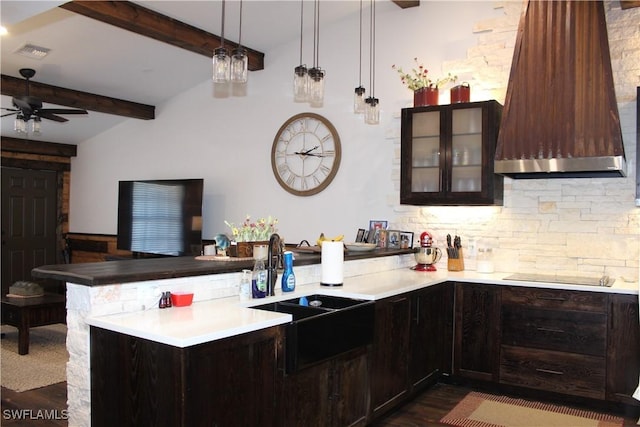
left=412, top=231, right=442, bottom=271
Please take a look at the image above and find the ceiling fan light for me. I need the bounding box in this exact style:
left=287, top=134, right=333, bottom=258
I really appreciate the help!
left=31, top=117, right=41, bottom=135
left=212, top=47, right=231, bottom=83
left=230, top=47, right=248, bottom=84
left=14, top=115, right=26, bottom=134
left=293, top=65, right=309, bottom=103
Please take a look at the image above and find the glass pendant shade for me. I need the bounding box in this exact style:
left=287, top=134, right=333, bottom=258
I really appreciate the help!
left=365, top=97, right=380, bottom=125
left=14, top=115, right=26, bottom=133
left=354, top=86, right=366, bottom=113
left=212, top=47, right=231, bottom=83
left=308, top=67, right=325, bottom=108
left=293, top=65, right=309, bottom=103
left=31, top=117, right=41, bottom=135
left=231, top=47, right=248, bottom=83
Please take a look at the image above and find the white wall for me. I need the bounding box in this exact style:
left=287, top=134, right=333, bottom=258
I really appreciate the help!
left=69, top=1, right=640, bottom=280
left=70, top=1, right=499, bottom=240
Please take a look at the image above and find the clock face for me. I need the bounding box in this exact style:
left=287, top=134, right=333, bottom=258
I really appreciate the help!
left=271, top=113, right=341, bottom=196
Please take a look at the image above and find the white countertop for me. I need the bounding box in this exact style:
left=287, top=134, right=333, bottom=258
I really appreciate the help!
left=87, top=268, right=638, bottom=348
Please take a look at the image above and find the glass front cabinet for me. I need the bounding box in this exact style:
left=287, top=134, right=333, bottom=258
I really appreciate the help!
left=400, top=100, right=503, bottom=205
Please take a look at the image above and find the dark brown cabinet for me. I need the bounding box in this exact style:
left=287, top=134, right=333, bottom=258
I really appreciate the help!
left=453, top=282, right=501, bottom=381
left=400, top=100, right=503, bottom=205
left=607, top=293, right=640, bottom=404
left=370, top=284, right=455, bottom=421
left=370, top=295, right=412, bottom=417
left=281, top=347, right=369, bottom=427
left=500, top=286, right=608, bottom=400
left=90, top=325, right=284, bottom=427
left=410, top=282, right=454, bottom=391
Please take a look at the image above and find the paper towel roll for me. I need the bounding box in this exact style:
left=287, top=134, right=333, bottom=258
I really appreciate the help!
left=321, top=241, right=344, bottom=286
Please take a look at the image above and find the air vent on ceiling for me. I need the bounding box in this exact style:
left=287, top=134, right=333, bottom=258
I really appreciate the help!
left=14, top=43, right=51, bottom=60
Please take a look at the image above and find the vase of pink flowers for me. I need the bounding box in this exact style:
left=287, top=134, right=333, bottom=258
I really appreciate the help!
left=392, top=58, right=456, bottom=107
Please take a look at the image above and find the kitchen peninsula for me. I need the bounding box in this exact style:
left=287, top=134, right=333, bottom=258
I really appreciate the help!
left=32, top=252, right=639, bottom=426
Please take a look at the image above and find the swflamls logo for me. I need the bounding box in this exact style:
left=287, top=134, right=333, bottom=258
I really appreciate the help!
left=2, top=409, right=69, bottom=420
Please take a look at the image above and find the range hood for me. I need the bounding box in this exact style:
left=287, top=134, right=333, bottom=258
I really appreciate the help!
left=494, top=0, right=627, bottom=179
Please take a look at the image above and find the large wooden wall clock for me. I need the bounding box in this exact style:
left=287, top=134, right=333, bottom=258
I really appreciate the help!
left=271, top=113, right=342, bottom=196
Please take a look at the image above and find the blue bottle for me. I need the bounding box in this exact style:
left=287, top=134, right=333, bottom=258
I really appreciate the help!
left=281, top=251, right=296, bottom=292
left=252, top=257, right=267, bottom=298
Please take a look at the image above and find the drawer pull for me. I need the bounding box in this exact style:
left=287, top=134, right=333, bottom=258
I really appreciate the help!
left=536, top=296, right=567, bottom=302
left=536, top=327, right=565, bottom=334
left=536, top=368, right=564, bottom=375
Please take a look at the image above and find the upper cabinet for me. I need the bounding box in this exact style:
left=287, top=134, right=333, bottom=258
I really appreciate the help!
left=400, top=101, right=503, bottom=205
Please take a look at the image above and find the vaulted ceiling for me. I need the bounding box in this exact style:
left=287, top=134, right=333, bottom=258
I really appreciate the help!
left=1, top=1, right=415, bottom=145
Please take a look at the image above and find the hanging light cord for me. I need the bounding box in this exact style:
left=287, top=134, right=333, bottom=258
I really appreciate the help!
left=238, top=0, right=243, bottom=48
left=299, top=0, right=304, bottom=64
left=369, top=0, right=376, bottom=97
left=220, top=0, right=226, bottom=48
left=312, top=0, right=320, bottom=68
left=358, top=0, right=363, bottom=86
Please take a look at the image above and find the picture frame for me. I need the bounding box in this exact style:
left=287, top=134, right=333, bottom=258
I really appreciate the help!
left=387, top=230, right=401, bottom=249
left=369, top=220, right=388, bottom=231
left=355, top=228, right=366, bottom=243
left=399, top=231, right=414, bottom=249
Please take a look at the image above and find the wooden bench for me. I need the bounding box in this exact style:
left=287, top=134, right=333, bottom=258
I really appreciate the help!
left=1, top=293, right=66, bottom=355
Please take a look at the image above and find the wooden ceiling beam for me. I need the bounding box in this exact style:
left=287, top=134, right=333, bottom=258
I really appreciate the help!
left=392, top=1, right=420, bottom=9
left=59, top=1, right=265, bottom=71
left=1, top=74, right=155, bottom=120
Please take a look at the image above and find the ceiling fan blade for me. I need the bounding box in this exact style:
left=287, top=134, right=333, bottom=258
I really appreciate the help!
left=1, top=111, right=18, bottom=118
left=38, top=108, right=88, bottom=115
left=38, top=112, right=69, bottom=123
left=12, top=97, right=34, bottom=113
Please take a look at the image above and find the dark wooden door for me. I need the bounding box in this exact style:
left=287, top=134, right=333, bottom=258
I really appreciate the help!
left=410, top=283, right=454, bottom=391
left=370, top=295, right=412, bottom=418
left=1, top=167, right=58, bottom=295
left=607, top=294, right=640, bottom=404
left=453, top=282, right=501, bottom=381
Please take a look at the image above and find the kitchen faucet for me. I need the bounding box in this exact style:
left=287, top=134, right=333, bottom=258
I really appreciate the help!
left=266, top=233, right=282, bottom=296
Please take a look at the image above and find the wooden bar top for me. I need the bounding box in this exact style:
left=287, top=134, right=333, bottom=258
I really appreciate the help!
left=32, top=248, right=413, bottom=286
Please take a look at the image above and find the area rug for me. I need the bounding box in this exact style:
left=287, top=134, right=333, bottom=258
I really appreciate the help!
left=1, top=324, right=68, bottom=392
left=440, top=391, right=624, bottom=427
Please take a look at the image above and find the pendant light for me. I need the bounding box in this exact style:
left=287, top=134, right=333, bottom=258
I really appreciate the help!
left=308, top=0, right=325, bottom=108
left=231, top=0, right=248, bottom=84
left=212, top=0, right=230, bottom=84
left=354, top=0, right=366, bottom=114
left=293, top=0, right=308, bottom=102
left=365, top=0, right=379, bottom=125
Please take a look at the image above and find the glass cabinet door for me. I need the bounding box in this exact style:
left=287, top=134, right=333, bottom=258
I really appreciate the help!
left=411, top=111, right=441, bottom=192
left=451, top=107, right=482, bottom=192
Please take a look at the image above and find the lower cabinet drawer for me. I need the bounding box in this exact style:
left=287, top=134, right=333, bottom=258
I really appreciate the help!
left=502, top=306, right=606, bottom=356
left=500, top=345, right=605, bottom=400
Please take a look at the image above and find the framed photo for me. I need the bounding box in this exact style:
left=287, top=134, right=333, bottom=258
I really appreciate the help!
left=355, top=228, right=366, bottom=242
left=387, top=230, right=401, bottom=249
left=369, top=220, right=388, bottom=231
left=399, top=231, right=414, bottom=249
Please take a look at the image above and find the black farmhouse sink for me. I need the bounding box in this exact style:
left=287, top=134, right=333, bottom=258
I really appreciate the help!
left=251, top=295, right=375, bottom=372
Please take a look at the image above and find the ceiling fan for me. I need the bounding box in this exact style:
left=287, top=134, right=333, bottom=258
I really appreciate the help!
left=1, top=68, right=88, bottom=124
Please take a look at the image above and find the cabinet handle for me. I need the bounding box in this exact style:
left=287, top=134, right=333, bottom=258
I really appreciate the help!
left=536, top=368, right=564, bottom=375
left=415, top=298, right=420, bottom=325
left=536, top=296, right=567, bottom=302
left=536, top=327, right=564, bottom=334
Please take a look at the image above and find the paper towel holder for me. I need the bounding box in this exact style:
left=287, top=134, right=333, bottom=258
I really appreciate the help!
left=320, top=282, right=343, bottom=287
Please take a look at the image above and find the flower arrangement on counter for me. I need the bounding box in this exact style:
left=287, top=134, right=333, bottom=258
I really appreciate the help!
left=392, top=58, right=457, bottom=90
left=224, top=215, right=278, bottom=242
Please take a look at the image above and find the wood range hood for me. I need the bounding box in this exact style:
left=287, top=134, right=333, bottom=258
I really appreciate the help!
left=494, top=0, right=627, bottom=178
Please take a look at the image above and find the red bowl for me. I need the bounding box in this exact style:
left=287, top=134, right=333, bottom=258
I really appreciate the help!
left=170, top=292, right=194, bottom=307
